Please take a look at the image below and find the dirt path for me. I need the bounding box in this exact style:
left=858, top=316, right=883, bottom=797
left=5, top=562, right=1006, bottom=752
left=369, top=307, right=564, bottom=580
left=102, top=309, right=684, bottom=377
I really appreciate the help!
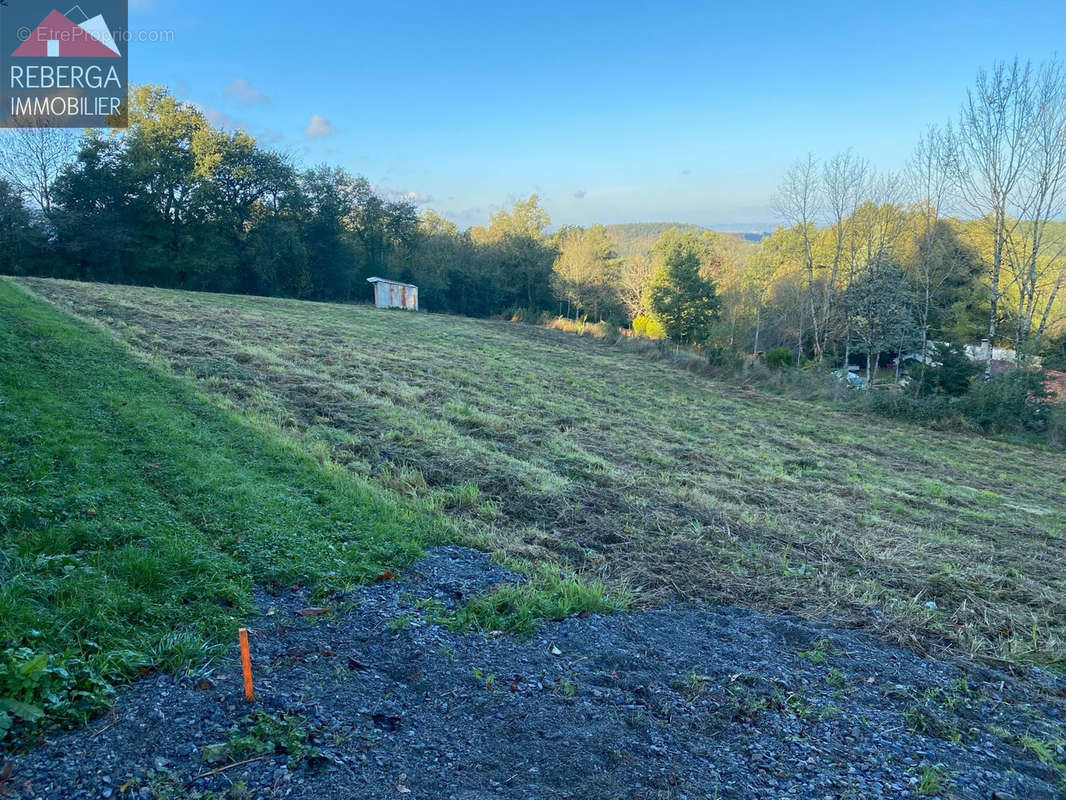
left=9, top=547, right=1065, bottom=799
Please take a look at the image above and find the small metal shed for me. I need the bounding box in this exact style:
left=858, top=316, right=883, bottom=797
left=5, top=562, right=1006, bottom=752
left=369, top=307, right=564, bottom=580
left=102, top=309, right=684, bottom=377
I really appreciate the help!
left=367, top=277, right=418, bottom=311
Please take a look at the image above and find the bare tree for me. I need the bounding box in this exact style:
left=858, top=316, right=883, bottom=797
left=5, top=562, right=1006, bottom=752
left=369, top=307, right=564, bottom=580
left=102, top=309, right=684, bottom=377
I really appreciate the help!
left=822, top=150, right=870, bottom=367
left=907, top=125, right=956, bottom=380
left=952, top=59, right=1037, bottom=373
left=773, top=153, right=822, bottom=360
left=1002, top=59, right=1066, bottom=355
left=618, top=252, right=654, bottom=320
left=0, top=122, right=78, bottom=214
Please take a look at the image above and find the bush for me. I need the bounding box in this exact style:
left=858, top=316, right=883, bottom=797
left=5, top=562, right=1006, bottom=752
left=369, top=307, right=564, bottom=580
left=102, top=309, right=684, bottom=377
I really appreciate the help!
left=866, top=369, right=1051, bottom=437
left=911, top=343, right=980, bottom=396
left=1048, top=404, right=1066, bottom=447
left=958, top=369, right=1049, bottom=434
left=545, top=316, right=614, bottom=339
left=865, top=391, right=959, bottom=427
left=632, top=314, right=666, bottom=340
left=765, top=347, right=794, bottom=369
left=705, top=345, right=742, bottom=370
left=508, top=307, right=551, bottom=324
left=1040, top=333, right=1066, bottom=372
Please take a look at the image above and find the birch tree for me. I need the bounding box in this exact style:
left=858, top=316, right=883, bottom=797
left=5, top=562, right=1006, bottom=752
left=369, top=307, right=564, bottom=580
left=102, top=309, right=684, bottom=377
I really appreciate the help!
left=952, top=59, right=1037, bottom=373
left=822, top=151, right=869, bottom=367
left=0, top=123, right=77, bottom=214
left=1002, top=59, right=1066, bottom=354
left=773, top=154, right=823, bottom=360
left=907, top=126, right=955, bottom=376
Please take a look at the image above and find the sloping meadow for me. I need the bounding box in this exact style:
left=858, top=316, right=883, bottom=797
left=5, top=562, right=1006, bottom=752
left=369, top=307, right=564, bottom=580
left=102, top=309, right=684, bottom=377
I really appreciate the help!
left=20, top=278, right=1066, bottom=670
left=0, top=280, right=449, bottom=742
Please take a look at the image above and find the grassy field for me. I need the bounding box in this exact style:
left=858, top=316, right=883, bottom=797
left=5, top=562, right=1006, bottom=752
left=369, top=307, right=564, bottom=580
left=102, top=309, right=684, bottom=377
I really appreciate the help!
left=18, top=277, right=1066, bottom=672
left=0, top=280, right=455, bottom=742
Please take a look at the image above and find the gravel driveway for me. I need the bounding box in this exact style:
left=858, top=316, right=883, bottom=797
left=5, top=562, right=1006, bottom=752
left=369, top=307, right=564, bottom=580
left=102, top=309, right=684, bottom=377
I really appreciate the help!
left=10, top=547, right=1066, bottom=799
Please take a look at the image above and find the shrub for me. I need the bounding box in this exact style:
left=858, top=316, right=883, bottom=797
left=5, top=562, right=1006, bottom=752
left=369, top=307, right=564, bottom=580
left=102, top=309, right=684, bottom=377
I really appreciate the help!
left=705, top=345, right=742, bottom=370
left=865, top=392, right=958, bottom=427
left=508, top=307, right=550, bottom=324
left=1040, top=333, right=1066, bottom=372
left=865, top=369, right=1051, bottom=437
left=911, top=343, right=980, bottom=396
left=546, top=316, right=614, bottom=339
left=958, top=369, right=1049, bottom=434
left=0, top=648, right=112, bottom=741
left=632, top=314, right=666, bottom=340
left=765, top=347, right=794, bottom=369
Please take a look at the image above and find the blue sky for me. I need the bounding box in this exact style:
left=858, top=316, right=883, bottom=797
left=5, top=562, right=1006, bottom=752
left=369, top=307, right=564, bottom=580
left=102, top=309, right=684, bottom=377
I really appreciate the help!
left=128, top=0, right=1066, bottom=230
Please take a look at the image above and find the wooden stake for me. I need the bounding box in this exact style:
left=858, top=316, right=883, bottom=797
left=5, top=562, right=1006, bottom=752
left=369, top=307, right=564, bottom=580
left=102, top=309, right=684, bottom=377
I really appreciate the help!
left=238, top=628, right=254, bottom=701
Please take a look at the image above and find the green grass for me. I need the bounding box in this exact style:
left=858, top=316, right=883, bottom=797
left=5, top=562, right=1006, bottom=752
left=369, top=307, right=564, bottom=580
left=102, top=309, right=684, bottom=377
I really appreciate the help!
left=440, top=565, right=629, bottom=636
left=0, top=280, right=450, bottom=742
left=1013, top=732, right=1066, bottom=780
left=916, top=764, right=950, bottom=796
left=14, top=277, right=1066, bottom=670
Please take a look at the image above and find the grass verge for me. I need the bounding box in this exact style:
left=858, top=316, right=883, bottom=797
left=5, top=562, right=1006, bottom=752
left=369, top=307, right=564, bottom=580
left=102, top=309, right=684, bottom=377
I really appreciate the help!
left=0, top=280, right=451, bottom=744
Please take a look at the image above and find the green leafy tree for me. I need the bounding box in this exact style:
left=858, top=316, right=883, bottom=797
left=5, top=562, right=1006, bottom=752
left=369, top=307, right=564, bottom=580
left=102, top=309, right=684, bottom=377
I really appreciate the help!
left=914, top=342, right=980, bottom=396
left=406, top=211, right=480, bottom=313
left=471, top=195, right=556, bottom=312
left=551, top=225, right=623, bottom=321
left=844, top=257, right=921, bottom=381
left=195, top=129, right=297, bottom=294
left=643, top=230, right=720, bottom=346
left=0, top=180, right=43, bottom=275
left=296, top=166, right=361, bottom=299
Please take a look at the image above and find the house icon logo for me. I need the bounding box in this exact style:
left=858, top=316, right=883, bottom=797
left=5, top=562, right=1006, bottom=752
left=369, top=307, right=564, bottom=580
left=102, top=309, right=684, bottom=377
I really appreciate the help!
left=11, top=6, right=122, bottom=59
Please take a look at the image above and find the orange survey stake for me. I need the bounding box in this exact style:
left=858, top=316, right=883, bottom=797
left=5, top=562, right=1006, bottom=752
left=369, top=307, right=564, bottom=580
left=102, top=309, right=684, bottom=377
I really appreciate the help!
left=238, top=628, right=254, bottom=701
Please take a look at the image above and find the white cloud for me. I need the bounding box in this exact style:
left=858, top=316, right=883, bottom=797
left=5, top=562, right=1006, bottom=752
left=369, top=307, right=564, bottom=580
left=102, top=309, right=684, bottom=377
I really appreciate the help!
left=224, top=77, right=268, bottom=105
left=194, top=104, right=281, bottom=143
left=199, top=106, right=243, bottom=131
left=305, top=114, right=334, bottom=139
left=376, top=186, right=432, bottom=205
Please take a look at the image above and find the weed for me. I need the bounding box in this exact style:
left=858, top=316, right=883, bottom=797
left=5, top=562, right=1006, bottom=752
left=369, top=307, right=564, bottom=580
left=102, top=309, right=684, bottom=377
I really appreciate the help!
left=796, top=639, right=832, bottom=666
left=826, top=667, right=846, bottom=689
left=904, top=706, right=963, bottom=744
left=1010, top=731, right=1066, bottom=779
left=202, top=712, right=318, bottom=765
left=471, top=667, right=496, bottom=691
left=916, top=764, right=950, bottom=796
left=672, top=670, right=711, bottom=700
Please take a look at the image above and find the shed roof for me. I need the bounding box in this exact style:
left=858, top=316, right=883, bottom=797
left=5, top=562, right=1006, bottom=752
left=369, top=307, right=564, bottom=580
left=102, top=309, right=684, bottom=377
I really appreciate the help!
left=367, top=277, right=418, bottom=289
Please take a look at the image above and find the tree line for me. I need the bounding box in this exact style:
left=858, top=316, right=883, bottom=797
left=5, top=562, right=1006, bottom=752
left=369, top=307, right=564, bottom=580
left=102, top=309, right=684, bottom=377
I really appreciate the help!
left=3, top=61, right=1066, bottom=382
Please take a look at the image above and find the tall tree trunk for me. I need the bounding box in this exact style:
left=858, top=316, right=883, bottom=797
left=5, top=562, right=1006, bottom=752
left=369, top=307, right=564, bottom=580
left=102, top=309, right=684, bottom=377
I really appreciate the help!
left=752, top=305, right=761, bottom=355
left=986, top=210, right=1005, bottom=378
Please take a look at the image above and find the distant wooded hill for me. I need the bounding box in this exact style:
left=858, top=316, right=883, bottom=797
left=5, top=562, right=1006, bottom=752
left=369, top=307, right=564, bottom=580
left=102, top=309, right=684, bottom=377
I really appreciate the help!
left=603, top=223, right=769, bottom=258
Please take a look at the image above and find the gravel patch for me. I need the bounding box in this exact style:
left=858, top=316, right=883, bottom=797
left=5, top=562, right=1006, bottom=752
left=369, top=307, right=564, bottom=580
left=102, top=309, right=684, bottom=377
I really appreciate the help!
left=9, top=546, right=1066, bottom=799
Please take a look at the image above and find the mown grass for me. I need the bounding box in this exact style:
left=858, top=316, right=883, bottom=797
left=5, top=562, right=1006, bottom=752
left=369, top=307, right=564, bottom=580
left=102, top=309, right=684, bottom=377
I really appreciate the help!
left=18, top=278, right=1066, bottom=671
left=0, top=280, right=452, bottom=744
